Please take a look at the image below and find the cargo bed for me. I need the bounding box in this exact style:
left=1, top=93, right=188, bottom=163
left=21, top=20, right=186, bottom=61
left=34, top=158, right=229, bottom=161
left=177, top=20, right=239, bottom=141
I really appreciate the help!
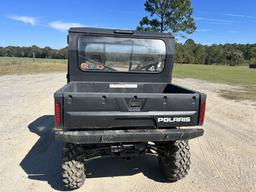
left=55, top=82, right=204, bottom=130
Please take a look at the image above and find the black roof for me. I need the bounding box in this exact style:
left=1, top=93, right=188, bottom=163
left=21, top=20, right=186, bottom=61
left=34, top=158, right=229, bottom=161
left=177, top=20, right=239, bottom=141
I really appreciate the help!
left=69, top=27, right=174, bottom=38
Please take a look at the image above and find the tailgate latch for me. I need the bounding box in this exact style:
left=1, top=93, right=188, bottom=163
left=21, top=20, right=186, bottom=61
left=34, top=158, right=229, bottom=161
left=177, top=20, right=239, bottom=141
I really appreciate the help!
left=128, top=99, right=141, bottom=111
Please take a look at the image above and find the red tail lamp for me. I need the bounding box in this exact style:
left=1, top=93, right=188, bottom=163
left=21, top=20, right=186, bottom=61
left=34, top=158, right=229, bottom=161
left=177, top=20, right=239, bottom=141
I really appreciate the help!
left=55, top=102, right=61, bottom=125
left=199, top=101, right=206, bottom=125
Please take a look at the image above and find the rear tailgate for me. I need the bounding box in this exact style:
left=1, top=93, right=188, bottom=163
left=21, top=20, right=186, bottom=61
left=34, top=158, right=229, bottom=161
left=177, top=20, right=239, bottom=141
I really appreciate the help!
left=62, top=92, right=201, bottom=130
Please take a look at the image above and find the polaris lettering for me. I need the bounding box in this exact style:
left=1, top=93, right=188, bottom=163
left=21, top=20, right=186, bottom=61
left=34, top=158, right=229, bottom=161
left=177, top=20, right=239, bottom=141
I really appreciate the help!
left=157, top=117, right=191, bottom=123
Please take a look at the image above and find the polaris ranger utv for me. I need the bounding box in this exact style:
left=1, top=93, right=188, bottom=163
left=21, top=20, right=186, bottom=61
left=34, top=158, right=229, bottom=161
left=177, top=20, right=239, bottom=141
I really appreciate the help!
left=54, top=27, right=206, bottom=189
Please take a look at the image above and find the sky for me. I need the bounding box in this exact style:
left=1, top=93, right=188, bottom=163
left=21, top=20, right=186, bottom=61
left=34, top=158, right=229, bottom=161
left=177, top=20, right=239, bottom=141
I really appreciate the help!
left=0, top=0, right=256, bottom=48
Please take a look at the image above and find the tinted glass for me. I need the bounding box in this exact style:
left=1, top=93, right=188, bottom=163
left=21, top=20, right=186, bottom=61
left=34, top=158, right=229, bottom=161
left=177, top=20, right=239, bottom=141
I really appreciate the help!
left=78, top=36, right=166, bottom=73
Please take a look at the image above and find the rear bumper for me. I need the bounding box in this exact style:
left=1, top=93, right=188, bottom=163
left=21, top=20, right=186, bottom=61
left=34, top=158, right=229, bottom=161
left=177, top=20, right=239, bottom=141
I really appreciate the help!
left=55, top=128, right=204, bottom=144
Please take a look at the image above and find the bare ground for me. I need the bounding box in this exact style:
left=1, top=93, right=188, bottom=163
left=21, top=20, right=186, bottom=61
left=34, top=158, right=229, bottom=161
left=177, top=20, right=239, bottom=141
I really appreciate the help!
left=0, top=73, right=255, bottom=192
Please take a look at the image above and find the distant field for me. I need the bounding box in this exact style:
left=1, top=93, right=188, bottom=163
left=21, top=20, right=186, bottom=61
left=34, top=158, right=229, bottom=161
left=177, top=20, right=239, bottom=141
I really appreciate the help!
left=0, top=57, right=255, bottom=100
left=173, top=64, right=256, bottom=86
left=173, top=64, right=256, bottom=100
left=0, top=57, right=66, bottom=76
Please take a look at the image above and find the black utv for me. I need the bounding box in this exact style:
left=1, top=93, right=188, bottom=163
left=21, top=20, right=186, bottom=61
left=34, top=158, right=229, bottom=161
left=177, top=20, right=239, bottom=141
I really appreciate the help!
left=54, top=27, right=206, bottom=189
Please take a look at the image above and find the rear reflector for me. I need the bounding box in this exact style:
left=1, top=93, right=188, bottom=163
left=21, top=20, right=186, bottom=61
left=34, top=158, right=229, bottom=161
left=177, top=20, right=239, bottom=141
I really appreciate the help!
left=199, top=101, right=206, bottom=125
left=55, top=102, right=61, bottom=125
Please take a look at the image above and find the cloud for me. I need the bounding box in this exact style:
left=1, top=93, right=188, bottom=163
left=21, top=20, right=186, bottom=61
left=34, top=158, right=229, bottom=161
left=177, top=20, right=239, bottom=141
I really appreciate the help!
left=200, top=21, right=233, bottom=25
left=49, top=21, right=85, bottom=32
left=194, top=17, right=233, bottom=25
left=223, top=13, right=256, bottom=19
left=224, top=13, right=246, bottom=17
left=195, top=17, right=233, bottom=23
left=9, top=15, right=37, bottom=26
left=196, top=28, right=212, bottom=32
left=198, top=11, right=256, bottom=20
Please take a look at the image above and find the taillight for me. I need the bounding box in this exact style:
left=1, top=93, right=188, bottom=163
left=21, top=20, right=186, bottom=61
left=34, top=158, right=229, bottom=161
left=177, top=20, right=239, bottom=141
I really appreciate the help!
left=55, top=102, right=61, bottom=126
left=199, top=101, right=206, bottom=125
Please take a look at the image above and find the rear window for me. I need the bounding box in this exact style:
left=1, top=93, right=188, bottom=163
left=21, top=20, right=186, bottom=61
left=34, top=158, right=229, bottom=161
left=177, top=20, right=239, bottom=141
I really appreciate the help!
left=78, top=36, right=166, bottom=73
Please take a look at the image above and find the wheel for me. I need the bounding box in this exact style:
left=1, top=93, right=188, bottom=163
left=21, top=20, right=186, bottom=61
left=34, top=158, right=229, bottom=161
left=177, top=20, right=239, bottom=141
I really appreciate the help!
left=158, top=140, right=190, bottom=182
left=62, top=143, right=86, bottom=189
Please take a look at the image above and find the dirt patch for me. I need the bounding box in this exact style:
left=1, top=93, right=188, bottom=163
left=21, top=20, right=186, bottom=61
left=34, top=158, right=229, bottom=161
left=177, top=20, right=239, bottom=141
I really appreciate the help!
left=0, top=74, right=255, bottom=192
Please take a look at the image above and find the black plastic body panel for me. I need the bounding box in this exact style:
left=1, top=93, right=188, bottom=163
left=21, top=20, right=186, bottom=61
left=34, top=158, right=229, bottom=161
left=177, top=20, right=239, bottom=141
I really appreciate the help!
left=55, top=128, right=204, bottom=144
left=54, top=82, right=203, bottom=130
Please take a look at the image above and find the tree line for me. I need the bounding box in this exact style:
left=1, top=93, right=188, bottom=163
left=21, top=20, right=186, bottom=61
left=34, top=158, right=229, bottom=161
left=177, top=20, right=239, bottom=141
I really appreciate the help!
left=0, top=45, right=67, bottom=59
left=1, top=41, right=256, bottom=66
left=175, top=39, right=256, bottom=66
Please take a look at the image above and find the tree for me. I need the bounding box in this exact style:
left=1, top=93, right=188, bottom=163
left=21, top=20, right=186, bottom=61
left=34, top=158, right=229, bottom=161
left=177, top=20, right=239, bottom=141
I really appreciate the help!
left=182, top=39, right=196, bottom=63
left=184, top=39, right=196, bottom=47
left=137, top=0, right=196, bottom=34
left=206, top=45, right=225, bottom=65
left=43, top=46, right=52, bottom=58
left=248, top=46, right=256, bottom=64
left=31, top=45, right=40, bottom=59
left=0, top=47, right=4, bottom=56
left=226, top=50, right=244, bottom=66
left=59, top=47, right=68, bottom=59
left=194, top=45, right=207, bottom=64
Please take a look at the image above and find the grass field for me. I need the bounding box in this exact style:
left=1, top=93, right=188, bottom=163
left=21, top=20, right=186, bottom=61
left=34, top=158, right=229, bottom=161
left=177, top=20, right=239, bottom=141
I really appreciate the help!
left=0, top=57, right=66, bottom=76
left=173, top=64, right=256, bottom=100
left=173, top=64, right=256, bottom=86
left=0, top=57, right=255, bottom=100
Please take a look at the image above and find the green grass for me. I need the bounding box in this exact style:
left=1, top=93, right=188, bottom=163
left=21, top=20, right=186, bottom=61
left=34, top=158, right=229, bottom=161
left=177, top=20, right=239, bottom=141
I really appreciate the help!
left=0, top=57, right=67, bottom=75
left=173, top=64, right=256, bottom=86
left=173, top=64, right=256, bottom=100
